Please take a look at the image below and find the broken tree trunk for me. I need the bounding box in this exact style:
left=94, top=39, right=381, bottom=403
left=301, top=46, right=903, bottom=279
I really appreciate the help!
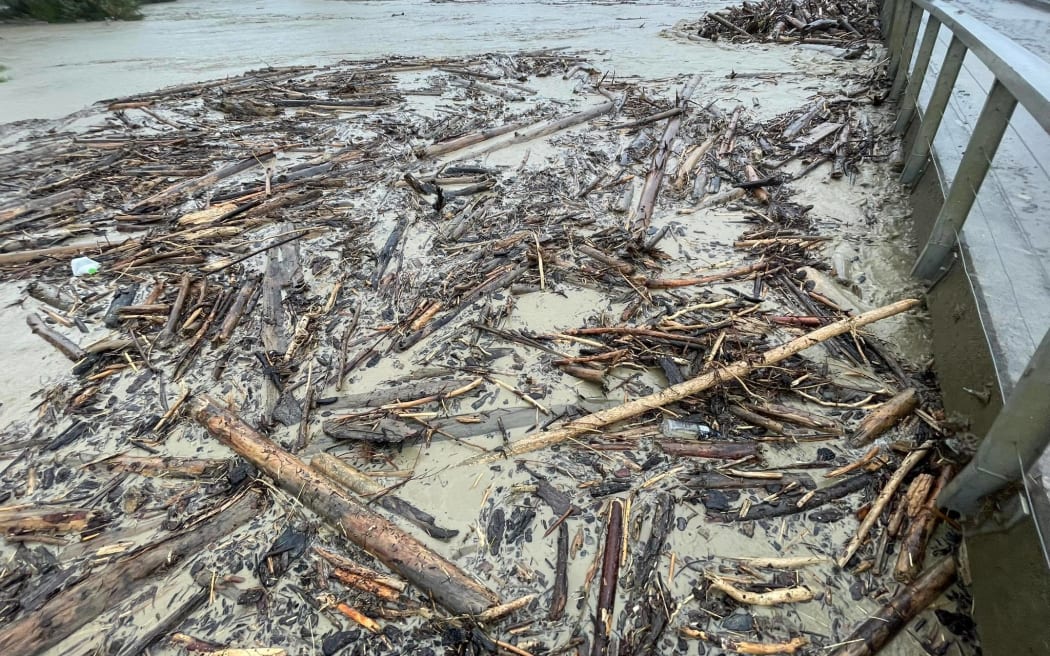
left=591, top=498, right=624, bottom=656
left=633, top=74, right=702, bottom=232
left=27, top=313, right=86, bottom=362
left=830, top=557, right=957, bottom=656
left=838, top=444, right=930, bottom=568
left=849, top=388, right=919, bottom=447
left=311, top=453, right=458, bottom=540
left=462, top=299, right=920, bottom=465
left=0, top=491, right=259, bottom=656
left=189, top=394, right=499, bottom=615
left=464, top=99, right=618, bottom=159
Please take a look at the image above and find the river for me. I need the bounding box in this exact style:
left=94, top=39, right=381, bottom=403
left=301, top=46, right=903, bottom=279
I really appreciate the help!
left=0, top=0, right=730, bottom=125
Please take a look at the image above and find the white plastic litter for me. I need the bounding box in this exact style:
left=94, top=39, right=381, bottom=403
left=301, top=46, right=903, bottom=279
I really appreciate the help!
left=70, top=256, right=101, bottom=276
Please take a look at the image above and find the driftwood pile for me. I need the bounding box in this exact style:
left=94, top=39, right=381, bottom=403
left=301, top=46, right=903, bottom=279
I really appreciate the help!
left=685, top=0, right=882, bottom=50
left=0, top=18, right=976, bottom=656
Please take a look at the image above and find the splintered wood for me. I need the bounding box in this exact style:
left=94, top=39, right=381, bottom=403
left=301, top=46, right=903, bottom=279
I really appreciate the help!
left=0, top=9, right=976, bottom=655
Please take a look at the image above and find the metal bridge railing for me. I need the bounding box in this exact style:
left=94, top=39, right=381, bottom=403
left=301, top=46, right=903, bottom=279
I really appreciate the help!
left=881, top=0, right=1050, bottom=544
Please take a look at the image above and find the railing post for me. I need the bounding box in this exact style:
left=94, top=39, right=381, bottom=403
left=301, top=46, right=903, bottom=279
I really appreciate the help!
left=912, top=79, right=1016, bottom=279
left=895, top=15, right=942, bottom=134
left=887, top=0, right=912, bottom=75
left=890, top=4, right=925, bottom=100
left=900, top=35, right=967, bottom=185
left=941, top=327, right=1050, bottom=514
left=881, top=0, right=898, bottom=37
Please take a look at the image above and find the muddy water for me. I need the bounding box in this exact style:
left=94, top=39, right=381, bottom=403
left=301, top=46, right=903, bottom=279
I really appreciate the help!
left=0, top=0, right=724, bottom=125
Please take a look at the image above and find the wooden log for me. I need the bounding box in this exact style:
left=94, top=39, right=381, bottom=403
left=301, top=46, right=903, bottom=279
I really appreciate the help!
left=0, top=492, right=258, bottom=655
left=790, top=122, right=843, bottom=150
left=838, top=444, right=930, bottom=567
left=830, top=557, right=956, bottom=656
left=0, top=506, right=100, bottom=535
left=577, top=244, right=634, bottom=274
left=310, top=453, right=459, bottom=540
left=549, top=522, right=569, bottom=621
left=729, top=405, right=784, bottom=434
left=157, top=273, right=192, bottom=347
left=634, top=74, right=702, bottom=230
left=708, top=576, right=813, bottom=605
left=673, top=136, right=716, bottom=190
left=708, top=12, right=753, bottom=39
left=27, top=313, right=85, bottom=361
left=849, top=389, right=919, bottom=447
left=591, top=499, right=624, bottom=656
left=610, top=106, right=684, bottom=131
left=750, top=402, right=842, bottom=433
left=83, top=455, right=229, bottom=479
left=782, top=102, right=822, bottom=140
left=189, top=395, right=497, bottom=614
left=465, top=99, right=618, bottom=160
left=730, top=472, right=874, bottom=521
left=683, top=471, right=815, bottom=491
left=214, top=275, right=260, bottom=344
left=679, top=629, right=807, bottom=654
left=559, top=364, right=605, bottom=385
left=331, top=567, right=401, bottom=602
left=130, top=150, right=276, bottom=211
left=659, top=440, right=758, bottom=460
left=313, top=546, right=406, bottom=592
left=462, top=299, right=920, bottom=466
left=894, top=465, right=952, bottom=582
left=640, top=260, right=768, bottom=289
left=417, top=118, right=533, bottom=158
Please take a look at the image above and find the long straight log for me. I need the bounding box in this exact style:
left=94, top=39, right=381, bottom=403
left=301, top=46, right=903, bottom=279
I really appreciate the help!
left=830, top=557, right=957, bottom=656
left=417, top=119, right=533, bottom=158
left=462, top=299, right=920, bottom=466
left=0, top=492, right=258, bottom=656
left=659, top=440, right=758, bottom=459
left=462, top=100, right=618, bottom=160
left=189, top=395, right=498, bottom=615
left=592, top=498, right=624, bottom=656
left=729, top=472, right=874, bottom=521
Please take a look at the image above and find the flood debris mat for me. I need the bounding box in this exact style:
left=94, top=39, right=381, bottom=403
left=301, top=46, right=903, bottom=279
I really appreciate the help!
left=0, top=5, right=980, bottom=656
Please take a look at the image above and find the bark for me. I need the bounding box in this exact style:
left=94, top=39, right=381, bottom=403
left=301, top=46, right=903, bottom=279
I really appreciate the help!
left=592, top=499, right=625, bottom=656
left=311, top=453, right=459, bottom=540
left=659, top=440, right=759, bottom=460
left=27, top=313, right=86, bottom=361
left=0, top=492, right=259, bottom=656
left=462, top=299, right=920, bottom=466
left=830, top=557, right=957, bottom=656
left=849, top=389, right=919, bottom=447
left=189, top=395, right=498, bottom=615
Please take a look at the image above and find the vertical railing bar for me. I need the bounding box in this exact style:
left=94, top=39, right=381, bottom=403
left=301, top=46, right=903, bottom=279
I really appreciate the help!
left=895, top=14, right=942, bottom=135
left=887, top=0, right=913, bottom=76
left=900, top=35, right=967, bottom=185
left=880, top=0, right=897, bottom=37
left=890, top=4, right=925, bottom=101
left=912, top=79, right=1018, bottom=280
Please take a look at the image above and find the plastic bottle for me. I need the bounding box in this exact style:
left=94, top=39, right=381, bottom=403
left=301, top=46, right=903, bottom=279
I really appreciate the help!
left=71, top=256, right=101, bottom=276
left=660, top=418, right=714, bottom=439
